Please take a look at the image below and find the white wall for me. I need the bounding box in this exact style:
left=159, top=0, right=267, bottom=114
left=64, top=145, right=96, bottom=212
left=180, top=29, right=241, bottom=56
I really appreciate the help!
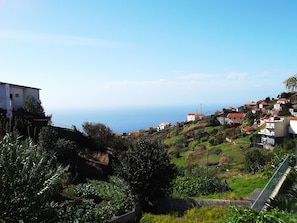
left=289, top=120, right=297, bottom=135
left=10, top=86, right=24, bottom=109
left=0, top=84, right=7, bottom=110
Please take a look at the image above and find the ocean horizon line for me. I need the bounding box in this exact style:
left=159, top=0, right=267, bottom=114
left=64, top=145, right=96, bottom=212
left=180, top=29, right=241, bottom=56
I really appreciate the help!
left=49, top=103, right=237, bottom=133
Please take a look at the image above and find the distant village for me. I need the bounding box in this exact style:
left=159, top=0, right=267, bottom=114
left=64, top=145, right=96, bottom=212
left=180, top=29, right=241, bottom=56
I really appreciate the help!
left=130, top=92, right=297, bottom=149
left=2, top=81, right=297, bottom=149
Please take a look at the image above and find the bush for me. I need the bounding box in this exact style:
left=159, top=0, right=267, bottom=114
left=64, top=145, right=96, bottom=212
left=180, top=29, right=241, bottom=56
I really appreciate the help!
left=173, top=176, right=230, bottom=198
left=245, top=149, right=266, bottom=174
left=0, top=133, right=64, bottom=222
left=226, top=206, right=297, bottom=223
left=58, top=176, right=134, bottom=222
left=115, top=138, right=177, bottom=209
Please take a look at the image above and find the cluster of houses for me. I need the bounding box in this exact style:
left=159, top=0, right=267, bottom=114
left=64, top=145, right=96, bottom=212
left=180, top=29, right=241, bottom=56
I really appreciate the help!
left=185, top=96, right=297, bottom=148
left=3, top=81, right=297, bottom=148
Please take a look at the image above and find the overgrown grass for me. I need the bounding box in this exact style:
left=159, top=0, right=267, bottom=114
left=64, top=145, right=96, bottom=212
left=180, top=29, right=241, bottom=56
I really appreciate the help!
left=140, top=206, right=229, bottom=223
left=198, top=173, right=267, bottom=200
left=171, top=150, right=192, bottom=167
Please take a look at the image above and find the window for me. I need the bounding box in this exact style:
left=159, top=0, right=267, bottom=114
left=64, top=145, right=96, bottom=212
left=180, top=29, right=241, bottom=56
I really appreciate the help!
left=15, top=93, right=19, bottom=98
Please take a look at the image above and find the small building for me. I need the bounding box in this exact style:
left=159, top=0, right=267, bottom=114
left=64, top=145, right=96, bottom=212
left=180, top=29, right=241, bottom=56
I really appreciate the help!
left=186, top=112, right=204, bottom=122
left=0, top=82, right=40, bottom=118
left=226, top=113, right=245, bottom=127
left=258, top=116, right=290, bottom=146
left=274, top=98, right=290, bottom=111
left=258, top=100, right=270, bottom=110
left=158, top=121, right=170, bottom=131
left=289, top=117, right=297, bottom=135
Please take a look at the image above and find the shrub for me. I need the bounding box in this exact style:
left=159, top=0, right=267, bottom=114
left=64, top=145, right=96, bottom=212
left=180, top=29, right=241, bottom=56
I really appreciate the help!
left=115, top=138, right=177, bottom=209
left=245, top=149, right=266, bottom=174
left=58, top=176, right=134, bottom=222
left=0, top=133, right=64, bottom=222
left=226, top=206, right=297, bottom=223
left=173, top=176, right=230, bottom=198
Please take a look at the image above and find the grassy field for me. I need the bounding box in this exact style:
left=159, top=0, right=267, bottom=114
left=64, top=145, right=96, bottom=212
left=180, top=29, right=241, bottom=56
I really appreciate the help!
left=140, top=206, right=230, bottom=223
left=198, top=173, right=267, bottom=200
left=167, top=121, right=269, bottom=199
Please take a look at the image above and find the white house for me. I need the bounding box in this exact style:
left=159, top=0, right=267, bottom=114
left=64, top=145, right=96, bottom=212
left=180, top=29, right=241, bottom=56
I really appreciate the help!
left=258, top=116, right=290, bottom=146
left=186, top=112, right=204, bottom=122
left=274, top=98, right=290, bottom=111
left=226, top=113, right=245, bottom=127
left=0, top=82, right=40, bottom=118
left=158, top=121, right=170, bottom=131
left=289, top=117, right=297, bottom=135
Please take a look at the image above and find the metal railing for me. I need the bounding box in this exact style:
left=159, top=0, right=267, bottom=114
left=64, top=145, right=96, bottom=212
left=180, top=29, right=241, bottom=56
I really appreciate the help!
left=251, top=155, right=291, bottom=211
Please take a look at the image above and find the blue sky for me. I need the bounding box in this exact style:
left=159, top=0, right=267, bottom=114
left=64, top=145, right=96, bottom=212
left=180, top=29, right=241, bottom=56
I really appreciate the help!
left=0, top=0, right=296, bottom=113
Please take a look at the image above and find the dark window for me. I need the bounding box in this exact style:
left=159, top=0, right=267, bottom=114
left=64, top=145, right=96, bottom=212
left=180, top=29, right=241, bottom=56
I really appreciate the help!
left=15, top=93, right=19, bottom=98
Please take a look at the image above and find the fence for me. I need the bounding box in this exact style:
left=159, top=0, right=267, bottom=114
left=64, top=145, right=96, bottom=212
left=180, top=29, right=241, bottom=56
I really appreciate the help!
left=251, top=155, right=291, bottom=211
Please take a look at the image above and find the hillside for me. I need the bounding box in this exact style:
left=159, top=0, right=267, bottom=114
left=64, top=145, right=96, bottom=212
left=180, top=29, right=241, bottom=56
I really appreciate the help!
left=130, top=91, right=297, bottom=200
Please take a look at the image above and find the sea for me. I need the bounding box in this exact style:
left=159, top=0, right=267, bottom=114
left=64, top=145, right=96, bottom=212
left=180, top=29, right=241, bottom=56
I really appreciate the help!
left=49, top=104, right=230, bottom=134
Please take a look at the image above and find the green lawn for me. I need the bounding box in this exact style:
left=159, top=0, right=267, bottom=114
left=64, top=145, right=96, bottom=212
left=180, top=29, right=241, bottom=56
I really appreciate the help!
left=198, top=173, right=267, bottom=200
left=140, top=206, right=230, bottom=223
left=171, top=150, right=192, bottom=168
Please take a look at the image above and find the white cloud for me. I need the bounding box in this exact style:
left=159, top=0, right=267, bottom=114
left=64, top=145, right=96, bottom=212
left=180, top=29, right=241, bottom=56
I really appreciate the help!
left=41, top=72, right=286, bottom=110
left=227, top=72, right=247, bottom=79
left=179, top=73, right=219, bottom=80
left=0, top=29, right=122, bottom=47
left=102, top=79, right=166, bottom=88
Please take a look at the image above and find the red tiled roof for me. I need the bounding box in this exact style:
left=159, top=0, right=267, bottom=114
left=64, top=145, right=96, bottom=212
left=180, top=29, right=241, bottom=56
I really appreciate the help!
left=243, top=126, right=252, bottom=131
left=227, top=113, right=245, bottom=118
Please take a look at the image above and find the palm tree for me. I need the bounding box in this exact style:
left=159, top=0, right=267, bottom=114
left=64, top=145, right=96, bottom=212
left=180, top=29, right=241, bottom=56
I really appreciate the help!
left=284, top=74, right=297, bottom=91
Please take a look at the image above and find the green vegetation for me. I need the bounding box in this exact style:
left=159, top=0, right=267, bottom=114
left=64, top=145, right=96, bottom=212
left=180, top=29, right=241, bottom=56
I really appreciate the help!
left=0, top=133, right=64, bottom=222
left=58, top=176, right=134, bottom=222
left=140, top=206, right=229, bottom=223
left=4, top=81, right=297, bottom=222
left=201, top=174, right=267, bottom=200
left=114, top=138, right=177, bottom=209
left=226, top=206, right=297, bottom=223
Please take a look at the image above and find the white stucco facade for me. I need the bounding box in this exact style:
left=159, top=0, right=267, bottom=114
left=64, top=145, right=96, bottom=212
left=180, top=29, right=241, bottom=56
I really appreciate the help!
left=289, top=118, right=297, bottom=135
left=258, top=116, right=290, bottom=146
left=0, top=82, right=40, bottom=118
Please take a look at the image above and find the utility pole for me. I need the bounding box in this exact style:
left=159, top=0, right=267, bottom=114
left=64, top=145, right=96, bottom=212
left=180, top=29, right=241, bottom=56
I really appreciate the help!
left=295, top=142, right=297, bottom=166
left=206, top=150, right=209, bottom=178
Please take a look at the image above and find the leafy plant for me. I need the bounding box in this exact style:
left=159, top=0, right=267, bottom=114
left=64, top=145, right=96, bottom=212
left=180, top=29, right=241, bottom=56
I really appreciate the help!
left=226, top=206, right=297, bottom=223
left=173, top=176, right=230, bottom=198
left=115, top=138, right=178, bottom=209
left=22, top=95, right=45, bottom=116
left=245, top=149, right=266, bottom=174
left=58, top=176, right=134, bottom=222
left=0, top=133, right=64, bottom=222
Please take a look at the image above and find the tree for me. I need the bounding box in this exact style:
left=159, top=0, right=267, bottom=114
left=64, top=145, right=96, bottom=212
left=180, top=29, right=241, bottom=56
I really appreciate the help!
left=115, top=138, right=177, bottom=209
left=0, top=133, right=64, bottom=222
left=22, top=95, right=45, bottom=116
left=245, top=149, right=266, bottom=174
left=38, top=126, right=77, bottom=158
left=284, top=74, right=297, bottom=91
left=278, top=102, right=293, bottom=116
left=82, top=122, right=115, bottom=150
left=38, top=126, right=58, bottom=152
